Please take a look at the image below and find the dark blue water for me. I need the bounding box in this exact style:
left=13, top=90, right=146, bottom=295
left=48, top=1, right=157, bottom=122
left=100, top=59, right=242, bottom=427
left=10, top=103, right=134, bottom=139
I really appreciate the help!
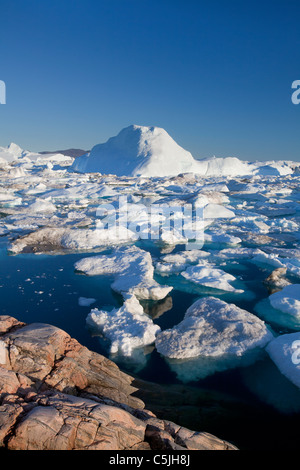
left=1, top=238, right=300, bottom=449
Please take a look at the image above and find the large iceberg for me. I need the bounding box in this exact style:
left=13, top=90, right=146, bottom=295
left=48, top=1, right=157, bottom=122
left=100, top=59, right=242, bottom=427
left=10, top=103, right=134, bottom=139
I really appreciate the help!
left=71, top=125, right=252, bottom=177
left=155, top=297, right=273, bottom=381
left=155, top=297, right=273, bottom=360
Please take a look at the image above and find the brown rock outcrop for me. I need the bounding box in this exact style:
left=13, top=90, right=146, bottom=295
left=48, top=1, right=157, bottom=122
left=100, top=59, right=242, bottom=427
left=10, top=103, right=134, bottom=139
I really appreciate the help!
left=0, top=315, right=237, bottom=450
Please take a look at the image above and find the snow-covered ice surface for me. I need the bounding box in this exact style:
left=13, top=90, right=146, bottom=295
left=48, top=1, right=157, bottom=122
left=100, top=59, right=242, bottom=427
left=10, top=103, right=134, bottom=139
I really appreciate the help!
left=181, top=264, right=244, bottom=293
left=266, top=333, right=300, bottom=389
left=87, top=294, right=160, bottom=356
left=155, top=297, right=273, bottom=381
left=72, top=125, right=252, bottom=177
left=1, top=129, right=300, bottom=397
left=74, top=245, right=172, bottom=300
left=269, top=284, right=300, bottom=317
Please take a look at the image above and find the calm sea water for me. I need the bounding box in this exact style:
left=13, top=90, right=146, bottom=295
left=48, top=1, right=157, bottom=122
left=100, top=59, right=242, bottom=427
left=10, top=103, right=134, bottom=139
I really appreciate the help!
left=1, top=238, right=299, bottom=450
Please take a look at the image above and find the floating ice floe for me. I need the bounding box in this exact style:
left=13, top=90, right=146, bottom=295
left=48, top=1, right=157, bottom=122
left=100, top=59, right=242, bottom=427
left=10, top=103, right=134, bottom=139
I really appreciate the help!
left=213, top=248, right=265, bottom=260
left=155, top=249, right=210, bottom=274
left=155, top=297, right=273, bottom=381
left=9, top=225, right=138, bottom=254
left=75, top=245, right=172, bottom=300
left=269, top=284, right=300, bottom=318
left=266, top=332, right=300, bottom=389
left=9, top=227, right=69, bottom=254
left=78, top=297, right=96, bottom=307
left=86, top=294, right=160, bottom=356
left=181, top=264, right=244, bottom=293
left=204, top=231, right=242, bottom=245
left=27, top=198, right=57, bottom=214
left=203, top=203, right=235, bottom=219
left=251, top=253, right=300, bottom=278
left=61, top=227, right=138, bottom=250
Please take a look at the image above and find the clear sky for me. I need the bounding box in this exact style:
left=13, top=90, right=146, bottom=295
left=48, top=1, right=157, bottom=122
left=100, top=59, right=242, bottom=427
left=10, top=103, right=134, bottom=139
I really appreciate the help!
left=0, top=0, right=299, bottom=161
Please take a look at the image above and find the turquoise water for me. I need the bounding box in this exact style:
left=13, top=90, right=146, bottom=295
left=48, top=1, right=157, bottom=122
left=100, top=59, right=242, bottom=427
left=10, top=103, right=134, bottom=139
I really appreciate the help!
left=1, top=239, right=300, bottom=449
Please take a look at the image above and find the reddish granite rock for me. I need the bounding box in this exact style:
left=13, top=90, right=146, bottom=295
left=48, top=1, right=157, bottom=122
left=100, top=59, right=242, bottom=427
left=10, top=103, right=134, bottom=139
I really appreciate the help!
left=0, top=316, right=238, bottom=451
left=0, top=315, right=24, bottom=335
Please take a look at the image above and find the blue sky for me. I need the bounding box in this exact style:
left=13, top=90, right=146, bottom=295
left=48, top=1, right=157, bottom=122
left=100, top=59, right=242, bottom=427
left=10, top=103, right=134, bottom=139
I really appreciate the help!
left=0, top=0, right=299, bottom=161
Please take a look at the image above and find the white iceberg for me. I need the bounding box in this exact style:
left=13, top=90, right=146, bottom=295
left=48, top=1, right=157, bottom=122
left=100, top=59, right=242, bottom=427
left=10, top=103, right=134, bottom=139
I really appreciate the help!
left=71, top=125, right=252, bottom=177
left=266, top=332, right=300, bottom=389
left=269, top=284, right=300, bottom=318
left=156, top=296, right=272, bottom=360
left=86, top=294, right=160, bottom=356
left=203, top=203, right=235, bottom=219
left=72, top=125, right=197, bottom=177
left=155, top=249, right=210, bottom=274
left=181, top=264, right=243, bottom=293
left=75, top=245, right=172, bottom=300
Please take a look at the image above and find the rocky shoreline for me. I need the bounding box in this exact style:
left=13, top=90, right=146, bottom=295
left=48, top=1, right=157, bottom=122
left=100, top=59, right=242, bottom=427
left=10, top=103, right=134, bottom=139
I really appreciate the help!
left=0, top=315, right=237, bottom=450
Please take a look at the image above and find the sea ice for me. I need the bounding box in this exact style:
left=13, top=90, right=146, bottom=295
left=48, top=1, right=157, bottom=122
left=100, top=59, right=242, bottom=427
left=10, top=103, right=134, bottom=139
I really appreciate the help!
left=266, top=332, right=300, bottom=389
left=75, top=245, right=173, bottom=300
left=155, top=249, right=210, bottom=274
left=269, top=284, right=300, bottom=318
left=86, top=294, right=160, bottom=356
left=203, top=203, right=235, bottom=219
left=181, top=264, right=243, bottom=293
left=78, top=297, right=96, bottom=307
left=156, top=297, right=272, bottom=359
left=155, top=297, right=272, bottom=380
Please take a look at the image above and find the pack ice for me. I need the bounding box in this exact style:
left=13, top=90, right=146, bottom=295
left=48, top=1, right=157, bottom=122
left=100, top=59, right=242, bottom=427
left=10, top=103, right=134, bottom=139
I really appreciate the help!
left=266, top=332, right=300, bottom=389
left=154, top=297, right=273, bottom=380
left=87, top=294, right=161, bottom=356
left=155, top=297, right=273, bottom=360
left=75, top=245, right=172, bottom=300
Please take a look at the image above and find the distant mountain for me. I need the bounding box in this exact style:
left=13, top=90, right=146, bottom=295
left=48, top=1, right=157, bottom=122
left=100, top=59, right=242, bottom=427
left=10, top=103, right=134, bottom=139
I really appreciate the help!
left=40, top=148, right=88, bottom=158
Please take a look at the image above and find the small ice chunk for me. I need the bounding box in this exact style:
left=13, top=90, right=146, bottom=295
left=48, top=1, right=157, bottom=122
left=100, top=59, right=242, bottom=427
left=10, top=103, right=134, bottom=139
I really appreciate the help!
left=155, top=249, right=210, bottom=274
left=269, top=284, right=300, bottom=318
left=181, top=264, right=243, bottom=293
left=214, top=248, right=265, bottom=260
left=28, top=198, right=56, bottom=213
left=204, top=232, right=242, bottom=244
left=86, top=294, right=160, bottom=356
left=204, top=204, right=235, bottom=219
left=78, top=297, right=96, bottom=307
left=266, top=332, right=300, bottom=389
